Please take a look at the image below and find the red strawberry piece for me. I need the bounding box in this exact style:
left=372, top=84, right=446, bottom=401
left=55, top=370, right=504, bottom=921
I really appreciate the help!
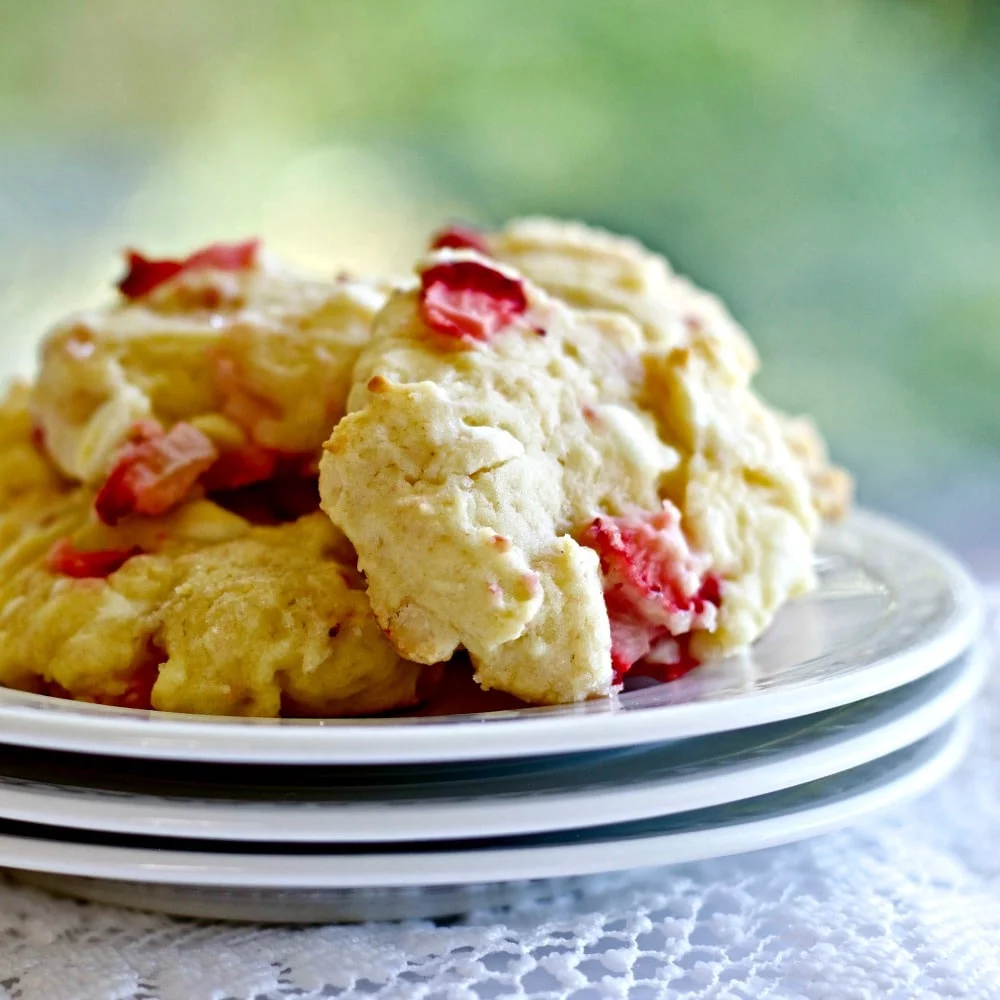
left=429, top=224, right=491, bottom=254
left=581, top=513, right=691, bottom=617
left=628, top=632, right=702, bottom=684
left=110, top=672, right=156, bottom=710
left=95, top=422, right=219, bottom=525
left=200, top=441, right=279, bottom=492
left=117, top=239, right=260, bottom=299
left=419, top=260, right=528, bottom=342
left=47, top=538, right=140, bottom=578
left=693, top=572, right=722, bottom=616
left=109, top=648, right=163, bottom=710
left=117, top=255, right=183, bottom=299
left=579, top=511, right=722, bottom=682
left=183, top=239, right=259, bottom=272
left=607, top=616, right=658, bottom=681
left=203, top=445, right=320, bottom=524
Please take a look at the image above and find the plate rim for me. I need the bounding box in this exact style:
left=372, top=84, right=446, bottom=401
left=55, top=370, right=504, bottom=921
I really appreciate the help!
left=0, top=715, right=970, bottom=887
left=0, top=645, right=984, bottom=842
left=0, top=508, right=983, bottom=764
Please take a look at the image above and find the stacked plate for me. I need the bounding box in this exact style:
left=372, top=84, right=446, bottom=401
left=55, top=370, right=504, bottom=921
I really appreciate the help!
left=0, top=511, right=984, bottom=923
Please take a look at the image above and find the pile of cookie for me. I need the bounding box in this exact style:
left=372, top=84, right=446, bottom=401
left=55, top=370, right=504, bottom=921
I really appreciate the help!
left=0, top=220, right=849, bottom=716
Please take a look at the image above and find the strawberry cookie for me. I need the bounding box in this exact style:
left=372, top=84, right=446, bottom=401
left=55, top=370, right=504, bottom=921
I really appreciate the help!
left=32, top=239, right=388, bottom=524
left=321, top=224, right=849, bottom=704
left=0, top=386, right=428, bottom=717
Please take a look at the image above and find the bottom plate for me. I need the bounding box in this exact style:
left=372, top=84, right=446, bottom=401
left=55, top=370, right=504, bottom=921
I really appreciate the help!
left=11, top=871, right=591, bottom=924
left=0, top=710, right=971, bottom=925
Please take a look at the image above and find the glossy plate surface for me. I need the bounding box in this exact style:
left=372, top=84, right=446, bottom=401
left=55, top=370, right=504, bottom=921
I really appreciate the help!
left=0, top=647, right=983, bottom=842
left=0, top=714, right=971, bottom=894
left=0, top=510, right=983, bottom=764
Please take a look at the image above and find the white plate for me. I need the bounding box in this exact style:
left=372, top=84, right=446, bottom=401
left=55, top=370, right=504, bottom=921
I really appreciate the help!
left=0, top=510, right=982, bottom=764
left=0, top=646, right=983, bottom=842
left=0, top=714, right=971, bottom=899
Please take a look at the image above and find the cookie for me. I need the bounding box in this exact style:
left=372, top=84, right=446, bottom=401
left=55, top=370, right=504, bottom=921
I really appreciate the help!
left=321, top=225, right=843, bottom=703
left=32, top=240, right=387, bottom=520
left=0, top=388, right=427, bottom=717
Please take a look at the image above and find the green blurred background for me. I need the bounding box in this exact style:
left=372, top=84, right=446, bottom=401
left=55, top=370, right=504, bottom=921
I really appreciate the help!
left=1, top=0, right=997, bottom=571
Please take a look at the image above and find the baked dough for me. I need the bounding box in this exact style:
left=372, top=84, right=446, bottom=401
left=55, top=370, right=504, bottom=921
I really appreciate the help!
left=0, top=387, right=427, bottom=717
left=33, top=241, right=387, bottom=487
left=322, top=221, right=847, bottom=703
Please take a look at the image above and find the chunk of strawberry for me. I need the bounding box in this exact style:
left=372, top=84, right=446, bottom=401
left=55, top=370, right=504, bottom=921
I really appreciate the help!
left=628, top=632, right=702, bottom=684
left=111, top=671, right=157, bottom=709
left=581, top=510, right=716, bottom=627
left=419, top=260, right=528, bottom=342
left=579, top=509, right=721, bottom=682
left=117, top=239, right=260, bottom=299
left=116, top=255, right=183, bottom=299
left=95, top=422, right=218, bottom=525
left=48, top=538, right=140, bottom=578
left=200, top=441, right=279, bottom=492
left=30, top=421, right=46, bottom=451
left=109, top=649, right=163, bottom=710
left=607, top=616, right=658, bottom=680
left=429, top=224, right=491, bottom=254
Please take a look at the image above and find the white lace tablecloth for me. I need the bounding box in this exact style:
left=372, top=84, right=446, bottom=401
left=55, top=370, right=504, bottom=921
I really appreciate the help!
left=0, top=593, right=996, bottom=1000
